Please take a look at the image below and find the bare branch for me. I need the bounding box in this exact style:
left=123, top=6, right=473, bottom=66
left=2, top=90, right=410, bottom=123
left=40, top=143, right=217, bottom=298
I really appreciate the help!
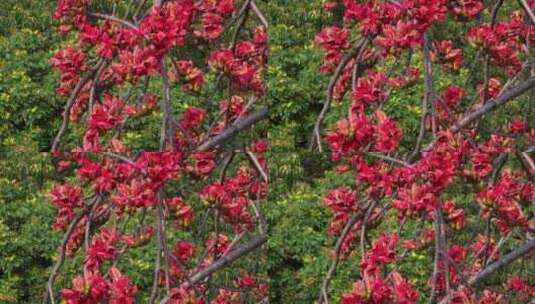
left=520, top=0, right=535, bottom=24
left=196, top=107, right=268, bottom=152
left=245, top=149, right=268, bottom=182
left=159, top=234, right=268, bottom=303
left=250, top=1, right=269, bottom=29
left=438, top=237, right=535, bottom=304
left=452, top=77, right=535, bottom=133
left=87, top=12, right=139, bottom=31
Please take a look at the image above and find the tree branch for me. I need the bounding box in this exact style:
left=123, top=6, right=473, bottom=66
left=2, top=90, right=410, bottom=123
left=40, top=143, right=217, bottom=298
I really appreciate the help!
left=452, top=77, right=535, bottom=133
left=196, top=107, right=268, bottom=152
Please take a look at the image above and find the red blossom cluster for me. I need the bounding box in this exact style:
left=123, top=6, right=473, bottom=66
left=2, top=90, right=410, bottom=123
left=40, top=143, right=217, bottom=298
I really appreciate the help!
left=49, top=184, right=83, bottom=231
left=49, top=48, right=87, bottom=96
left=342, top=235, right=419, bottom=304
left=173, top=60, right=205, bottom=93
left=200, top=156, right=268, bottom=232
left=49, top=6, right=269, bottom=288
left=431, top=40, right=464, bottom=72
left=61, top=267, right=138, bottom=304
left=315, top=0, right=535, bottom=303
left=467, top=16, right=525, bottom=77
left=315, top=26, right=351, bottom=74
left=208, top=27, right=267, bottom=96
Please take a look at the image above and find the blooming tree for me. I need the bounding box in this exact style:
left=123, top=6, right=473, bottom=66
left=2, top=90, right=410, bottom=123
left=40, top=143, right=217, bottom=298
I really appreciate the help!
left=45, top=0, right=535, bottom=303
left=313, top=0, right=535, bottom=303
left=46, top=0, right=269, bottom=303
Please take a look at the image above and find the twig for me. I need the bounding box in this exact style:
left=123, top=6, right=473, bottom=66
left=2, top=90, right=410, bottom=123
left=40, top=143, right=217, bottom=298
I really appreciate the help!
left=160, top=63, right=176, bottom=151
left=87, top=12, right=139, bottom=31
left=245, top=149, right=268, bottom=182
left=231, top=0, right=252, bottom=51
left=408, top=34, right=433, bottom=162
left=520, top=0, right=535, bottom=24
left=364, top=151, right=413, bottom=167
left=318, top=201, right=370, bottom=304
left=360, top=200, right=377, bottom=258
left=438, top=237, right=535, bottom=304
left=44, top=196, right=99, bottom=304
left=250, top=1, right=268, bottom=29
left=51, top=65, right=100, bottom=152
left=309, top=39, right=368, bottom=152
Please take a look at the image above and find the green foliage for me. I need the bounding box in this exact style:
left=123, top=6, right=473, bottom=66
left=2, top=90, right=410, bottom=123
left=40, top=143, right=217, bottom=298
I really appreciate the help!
left=0, top=1, right=59, bottom=151
left=0, top=139, right=56, bottom=302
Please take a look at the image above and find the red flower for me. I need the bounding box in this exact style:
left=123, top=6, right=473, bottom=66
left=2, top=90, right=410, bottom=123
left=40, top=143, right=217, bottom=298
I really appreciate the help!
left=173, top=241, right=195, bottom=262
left=361, top=233, right=398, bottom=276
left=112, top=179, right=157, bottom=211
left=174, top=60, right=205, bottom=93
left=443, top=200, right=466, bottom=230
left=451, top=0, right=484, bottom=20
left=431, top=40, right=464, bottom=71
left=374, top=111, right=402, bottom=153
left=442, top=85, right=466, bottom=107
left=88, top=95, right=132, bottom=132
left=315, top=26, right=350, bottom=73
left=352, top=72, right=387, bottom=107
left=49, top=184, right=82, bottom=209
left=390, top=271, right=419, bottom=304
left=206, top=233, right=230, bottom=256
left=323, top=187, right=358, bottom=215
left=167, top=197, right=195, bottom=227
left=237, top=274, right=257, bottom=289
left=186, top=152, right=216, bottom=177
left=315, top=26, right=350, bottom=51
left=50, top=48, right=87, bottom=96
left=180, top=107, right=208, bottom=131
left=114, top=46, right=160, bottom=83
left=208, top=49, right=235, bottom=71
left=85, top=228, right=121, bottom=271
left=250, top=140, right=269, bottom=154
left=478, top=290, right=504, bottom=304
left=195, top=12, right=225, bottom=41
left=508, top=117, right=527, bottom=135
left=60, top=272, right=109, bottom=304
left=235, top=41, right=257, bottom=58
left=448, top=245, right=467, bottom=263
left=49, top=184, right=83, bottom=231
left=108, top=267, right=138, bottom=304
left=467, top=25, right=496, bottom=49
left=200, top=183, right=231, bottom=206
left=168, top=287, right=204, bottom=304
left=54, top=0, right=90, bottom=25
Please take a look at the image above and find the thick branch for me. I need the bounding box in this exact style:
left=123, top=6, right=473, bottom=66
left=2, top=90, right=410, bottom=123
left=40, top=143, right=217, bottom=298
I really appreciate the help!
left=469, top=237, right=535, bottom=285
left=438, top=237, right=535, bottom=304
left=452, top=77, right=535, bottom=133
left=159, top=234, right=268, bottom=304
left=196, top=107, right=268, bottom=152
left=189, top=234, right=267, bottom=284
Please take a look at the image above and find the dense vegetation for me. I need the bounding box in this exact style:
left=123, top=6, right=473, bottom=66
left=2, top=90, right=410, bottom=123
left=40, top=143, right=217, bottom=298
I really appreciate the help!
left=0, top=0, right=534, bottom=303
